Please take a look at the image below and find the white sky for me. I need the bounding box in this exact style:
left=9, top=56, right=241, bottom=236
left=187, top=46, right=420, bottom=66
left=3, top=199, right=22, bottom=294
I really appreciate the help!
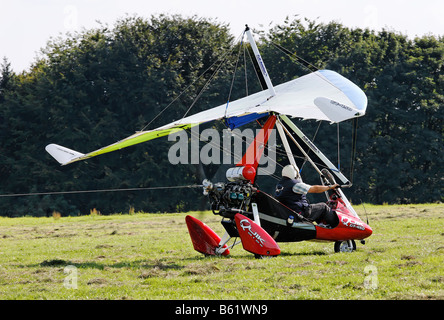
left=1, top=0, right=443, bottom=72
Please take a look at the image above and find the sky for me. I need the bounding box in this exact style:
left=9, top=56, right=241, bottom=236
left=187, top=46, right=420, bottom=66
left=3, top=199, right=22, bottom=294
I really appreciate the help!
left=1, top=0, right=443, bottom=73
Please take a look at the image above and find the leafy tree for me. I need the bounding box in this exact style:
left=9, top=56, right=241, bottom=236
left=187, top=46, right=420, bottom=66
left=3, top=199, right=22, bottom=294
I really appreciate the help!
left=0, top=15, right=442, bottom=217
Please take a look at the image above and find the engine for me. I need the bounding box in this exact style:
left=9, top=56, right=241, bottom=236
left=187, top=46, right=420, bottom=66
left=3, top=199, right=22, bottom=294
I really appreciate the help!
left=202, top=166, right=257, bottom=217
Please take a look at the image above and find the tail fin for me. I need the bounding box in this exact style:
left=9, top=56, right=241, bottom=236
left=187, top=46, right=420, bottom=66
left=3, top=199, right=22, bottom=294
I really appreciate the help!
left=45, top=144, right=85, bottom=165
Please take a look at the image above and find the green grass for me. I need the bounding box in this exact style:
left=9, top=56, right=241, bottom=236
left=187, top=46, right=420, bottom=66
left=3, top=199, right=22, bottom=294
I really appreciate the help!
left=0, top=204, right=442, bottom=300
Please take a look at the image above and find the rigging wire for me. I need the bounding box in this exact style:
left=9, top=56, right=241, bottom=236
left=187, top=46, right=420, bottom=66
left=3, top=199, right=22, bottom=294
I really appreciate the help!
left=181, top=57, right=225, bottom=119
left=299, top=120, right=322, bottom=172
left=140, top=31, right=245, bottom=131
left=270, top=41, right=319, bottom=73
left=0, top=185, right=203, bottom=198
left=349, top=117, right=359, bottom=184
left=243, top=39, right=249, bottom=96
left=270, top=40, right=352, bottom=101
left=224, top=31, right=245, bottom=118
left=182, top=31, right=246, bottom=121
left=337, top=123, right=341, bottom=172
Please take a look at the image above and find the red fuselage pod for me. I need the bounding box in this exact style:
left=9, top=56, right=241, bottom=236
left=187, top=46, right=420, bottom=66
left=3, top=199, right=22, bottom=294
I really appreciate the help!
left=315, top=212, right=372, bottom=242
left=315, top=196, right=372, bottom=241
left=234, top=213, right=281, bottom=256
left=185, top=215, right=230, bottom=256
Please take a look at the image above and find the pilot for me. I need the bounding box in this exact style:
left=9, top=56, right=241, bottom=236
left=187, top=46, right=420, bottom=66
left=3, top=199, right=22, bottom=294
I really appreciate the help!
left=275, top=164, right=339, bottom=227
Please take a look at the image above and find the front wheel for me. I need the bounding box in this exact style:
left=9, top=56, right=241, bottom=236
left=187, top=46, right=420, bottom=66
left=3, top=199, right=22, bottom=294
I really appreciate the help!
left=334, top=240, right=356, bottom=253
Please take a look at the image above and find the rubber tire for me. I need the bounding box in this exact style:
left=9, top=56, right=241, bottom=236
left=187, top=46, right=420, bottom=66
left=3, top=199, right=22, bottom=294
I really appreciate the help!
left=334, top=240, right=356, bottom=253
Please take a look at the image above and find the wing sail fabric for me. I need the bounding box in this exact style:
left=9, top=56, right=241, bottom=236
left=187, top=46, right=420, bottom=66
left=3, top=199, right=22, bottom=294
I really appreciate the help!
left=46, top=69, right=367, bottom=165
left=47, top=124, right=195, bottom=165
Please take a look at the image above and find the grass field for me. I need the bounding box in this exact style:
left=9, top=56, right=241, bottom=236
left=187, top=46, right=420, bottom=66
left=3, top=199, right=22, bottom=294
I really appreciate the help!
left=0, top=203, right=442, bottom=300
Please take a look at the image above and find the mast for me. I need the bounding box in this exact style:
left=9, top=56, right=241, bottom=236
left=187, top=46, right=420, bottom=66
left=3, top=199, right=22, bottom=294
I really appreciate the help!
left=245, top=25, right=276, bottom=97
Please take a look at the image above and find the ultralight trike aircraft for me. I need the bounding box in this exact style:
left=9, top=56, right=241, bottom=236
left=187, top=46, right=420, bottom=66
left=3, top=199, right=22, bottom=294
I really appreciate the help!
left=46, top=25, right=372, bottom=258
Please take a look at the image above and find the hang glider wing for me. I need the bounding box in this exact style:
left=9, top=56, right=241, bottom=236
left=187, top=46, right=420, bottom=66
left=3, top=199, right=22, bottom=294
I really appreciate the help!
left=46, top=69, right=367, bottom=165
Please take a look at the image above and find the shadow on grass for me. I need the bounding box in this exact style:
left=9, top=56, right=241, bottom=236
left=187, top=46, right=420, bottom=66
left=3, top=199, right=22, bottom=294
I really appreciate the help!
left=279, top=250, right=328, bottom=256
left=26, top=248, right=330, bottom=270
left=186, top=249, right=330, bottom=260
left=25, top=258, right=185, bottom=271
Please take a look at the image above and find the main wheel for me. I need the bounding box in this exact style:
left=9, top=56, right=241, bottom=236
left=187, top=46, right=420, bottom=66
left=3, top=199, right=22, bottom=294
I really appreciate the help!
left=334, top=240, right=356, bottom=253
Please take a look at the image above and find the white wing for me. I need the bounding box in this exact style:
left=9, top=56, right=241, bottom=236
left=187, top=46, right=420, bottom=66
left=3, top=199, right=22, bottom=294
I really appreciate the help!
left=46, top=69, right=367, bottom=165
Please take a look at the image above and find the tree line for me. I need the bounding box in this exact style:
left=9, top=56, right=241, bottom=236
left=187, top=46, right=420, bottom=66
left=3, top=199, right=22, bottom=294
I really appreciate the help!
left=0, top=15, right=442, bottom=217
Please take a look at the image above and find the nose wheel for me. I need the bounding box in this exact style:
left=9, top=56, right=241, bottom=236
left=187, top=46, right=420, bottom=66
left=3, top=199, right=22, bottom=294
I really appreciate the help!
left=334, top=240, right=356, bottom=253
